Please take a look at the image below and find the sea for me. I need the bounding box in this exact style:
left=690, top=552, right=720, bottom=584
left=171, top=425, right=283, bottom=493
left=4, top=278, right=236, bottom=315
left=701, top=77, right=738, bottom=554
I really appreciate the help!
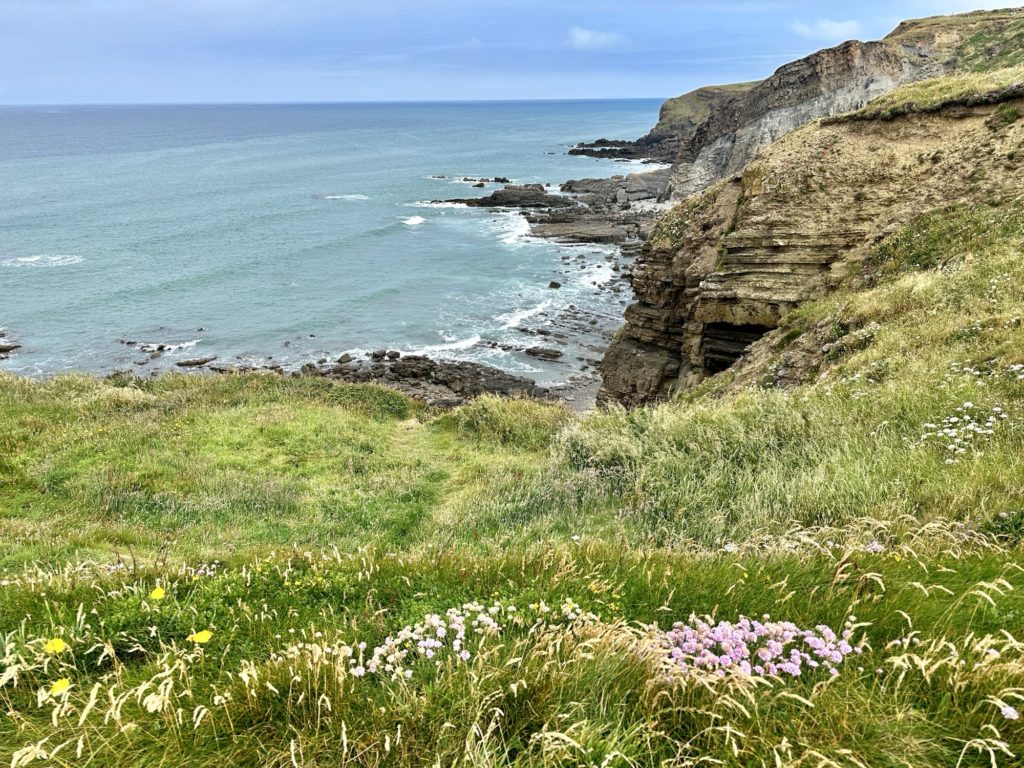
left=0, top=100, right=663, bottom=384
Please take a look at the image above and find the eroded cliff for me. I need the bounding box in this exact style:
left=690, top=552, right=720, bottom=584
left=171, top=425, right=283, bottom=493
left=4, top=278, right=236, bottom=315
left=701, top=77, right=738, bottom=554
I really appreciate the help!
left=574, top=8, right=1024, bottom=201
left=599, top=73, right=1024, bottom=406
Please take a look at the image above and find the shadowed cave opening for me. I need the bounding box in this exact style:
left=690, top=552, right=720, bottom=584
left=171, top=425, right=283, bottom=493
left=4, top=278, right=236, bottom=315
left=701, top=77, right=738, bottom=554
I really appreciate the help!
left=702, top=323, right=773, bottom=373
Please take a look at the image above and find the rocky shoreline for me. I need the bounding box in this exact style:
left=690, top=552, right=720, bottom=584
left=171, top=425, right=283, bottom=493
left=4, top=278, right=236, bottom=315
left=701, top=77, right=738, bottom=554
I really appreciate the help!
left=110, top=166, right=672, bottom=409
left=4, top=165, right=669, bottom=411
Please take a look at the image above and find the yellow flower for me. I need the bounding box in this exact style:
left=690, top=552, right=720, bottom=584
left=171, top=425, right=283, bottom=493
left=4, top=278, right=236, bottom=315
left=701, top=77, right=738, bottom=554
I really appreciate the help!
left=149, top=586, right=166, bottom=601
left=188, top=629, right=213, bottom=644
left=44, top=638, right=68, bottom=655
left=50, top=678, right=71, bottom=696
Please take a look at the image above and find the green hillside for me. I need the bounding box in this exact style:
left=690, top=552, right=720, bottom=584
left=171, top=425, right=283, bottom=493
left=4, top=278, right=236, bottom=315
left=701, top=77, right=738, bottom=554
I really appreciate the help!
left=4, top=72, right=1024, bottom=768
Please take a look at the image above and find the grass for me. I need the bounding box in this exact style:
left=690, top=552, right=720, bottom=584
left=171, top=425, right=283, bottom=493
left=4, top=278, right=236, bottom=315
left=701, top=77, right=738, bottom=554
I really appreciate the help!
left=844, top=65, right=1024, bottom=121
left=653, top=81, right=760, bottom=135
left=3, top=198, right=1024, bottom=763
left=886, top=8, right=1024, bottom=72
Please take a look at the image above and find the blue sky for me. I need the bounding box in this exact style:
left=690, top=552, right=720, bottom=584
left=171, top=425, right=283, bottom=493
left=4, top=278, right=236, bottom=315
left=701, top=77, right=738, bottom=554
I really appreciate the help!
left=0, top=1, right=1014, bottom=104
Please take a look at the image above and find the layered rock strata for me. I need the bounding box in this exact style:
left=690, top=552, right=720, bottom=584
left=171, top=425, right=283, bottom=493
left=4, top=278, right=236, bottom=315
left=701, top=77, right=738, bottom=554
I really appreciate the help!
left=599, top=93, right=1024, bottom=405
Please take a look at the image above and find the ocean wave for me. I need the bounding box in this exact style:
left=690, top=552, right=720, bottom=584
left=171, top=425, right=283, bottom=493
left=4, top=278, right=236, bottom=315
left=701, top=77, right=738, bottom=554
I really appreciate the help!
left=402, top=216, right=427, bottom=226
left=409, top=201, right=469, bottom=209
left=424, top=176, right=515, bottom=186
left=495, top=300, right=552, bottom=329
left=323, top=194, right=370, bottom=201
left=2, top=254, right=84, bottom=268
left=410, top=334, right=483, bottom=355
left=138, top=339, right=202, bottom=353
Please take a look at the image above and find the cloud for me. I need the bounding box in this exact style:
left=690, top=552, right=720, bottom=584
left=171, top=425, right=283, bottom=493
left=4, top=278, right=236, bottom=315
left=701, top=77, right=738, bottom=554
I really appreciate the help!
left=791, top=18, right=864, bottom=41
left=566, top=26, right=624, bottom=50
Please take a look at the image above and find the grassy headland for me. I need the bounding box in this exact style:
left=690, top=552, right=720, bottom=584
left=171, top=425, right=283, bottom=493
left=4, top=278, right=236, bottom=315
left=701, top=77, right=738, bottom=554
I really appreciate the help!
left=4, top=80, right=1024, bottom=766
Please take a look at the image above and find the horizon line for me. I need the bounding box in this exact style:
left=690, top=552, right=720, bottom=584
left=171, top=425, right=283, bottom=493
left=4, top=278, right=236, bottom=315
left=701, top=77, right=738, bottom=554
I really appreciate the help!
left=0, top=96, right=670, bottom=109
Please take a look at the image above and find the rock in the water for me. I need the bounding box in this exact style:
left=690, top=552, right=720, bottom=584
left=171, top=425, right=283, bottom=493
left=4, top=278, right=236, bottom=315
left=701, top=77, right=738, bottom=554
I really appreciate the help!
left=525, top=347, right=564, bottom=361
left=445, top=184, right=575, bottom=209
left=176, top=356, right=217, bottom=368
left=548, top=281, right=562, bottom=289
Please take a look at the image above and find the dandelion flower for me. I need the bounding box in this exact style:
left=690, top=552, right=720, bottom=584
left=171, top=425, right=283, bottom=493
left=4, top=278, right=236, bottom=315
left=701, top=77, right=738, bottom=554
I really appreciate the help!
left=49, top=678, right=71, bottom=696
left=149, top=586, right=166, bottom=601
left=44, top=638, right=68, bottom=654
left=188, top=629, right=213, bottom=644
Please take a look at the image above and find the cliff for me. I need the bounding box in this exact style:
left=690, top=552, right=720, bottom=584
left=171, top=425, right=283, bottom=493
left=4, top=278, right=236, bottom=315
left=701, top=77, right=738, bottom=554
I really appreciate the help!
left=599, top=65, right=1024, bottom=405
left=573, top=8, right=1024, bottom=200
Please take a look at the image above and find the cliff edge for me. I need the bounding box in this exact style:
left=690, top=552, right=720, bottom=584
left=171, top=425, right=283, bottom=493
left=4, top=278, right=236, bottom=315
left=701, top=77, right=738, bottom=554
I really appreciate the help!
left=574, top=8, right=1024, bottom=201
left=599, top=63, right=1024, bottom=406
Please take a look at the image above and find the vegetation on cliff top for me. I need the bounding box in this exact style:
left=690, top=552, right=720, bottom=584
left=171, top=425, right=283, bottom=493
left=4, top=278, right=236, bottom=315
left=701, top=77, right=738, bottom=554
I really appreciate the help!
left=652, top=81, right=760, bottom=136
left=887, top=7, right=1024, bottom=71
left=845, top=64, right=1024, bottom=120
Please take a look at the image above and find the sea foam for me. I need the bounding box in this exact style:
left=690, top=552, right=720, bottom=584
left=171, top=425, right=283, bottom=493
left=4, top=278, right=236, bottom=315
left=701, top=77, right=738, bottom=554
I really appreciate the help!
left=496, top=300, right=552, bottom=329
left=2, top=254, right=84, bottom=268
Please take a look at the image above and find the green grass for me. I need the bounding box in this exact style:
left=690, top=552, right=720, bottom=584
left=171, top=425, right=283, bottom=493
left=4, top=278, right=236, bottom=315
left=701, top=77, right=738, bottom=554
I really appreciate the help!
left=3, top=198, right=1024, bottom=764
left=653, top=81, right=760, bottom=135
left=846, top=65, right=1024, bottom=120
left=886, top=8, right=1024, bottom=72
left=2, top=542, right=1022, bottom=766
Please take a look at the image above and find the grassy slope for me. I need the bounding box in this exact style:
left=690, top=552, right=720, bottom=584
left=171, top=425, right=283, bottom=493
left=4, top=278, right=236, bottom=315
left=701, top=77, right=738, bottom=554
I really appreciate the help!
left=844, top=64, right=1024, bottom=120
left=4, top=92, right=1024, bottom=767
left=652, top=81, right=760, bottom=136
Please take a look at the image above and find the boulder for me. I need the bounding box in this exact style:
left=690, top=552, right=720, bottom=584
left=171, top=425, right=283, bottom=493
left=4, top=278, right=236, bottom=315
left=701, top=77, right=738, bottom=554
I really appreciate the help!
left=176, top=356, right=217, bottom=368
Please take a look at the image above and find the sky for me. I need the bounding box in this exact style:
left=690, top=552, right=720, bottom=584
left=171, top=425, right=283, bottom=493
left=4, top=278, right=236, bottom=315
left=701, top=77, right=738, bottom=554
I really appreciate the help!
left=0, top=0, right=1016, bottom=104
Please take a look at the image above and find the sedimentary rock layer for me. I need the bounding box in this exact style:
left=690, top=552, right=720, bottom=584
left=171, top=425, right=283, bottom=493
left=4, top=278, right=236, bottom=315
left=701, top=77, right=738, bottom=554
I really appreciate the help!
left=599, top=94, right=1024, bottom=406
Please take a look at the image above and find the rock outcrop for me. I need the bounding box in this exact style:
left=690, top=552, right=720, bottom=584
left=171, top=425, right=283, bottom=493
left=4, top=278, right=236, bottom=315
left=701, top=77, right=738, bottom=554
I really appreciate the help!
left=445, top=184, right=575, bottom=209
left=313, top=354, right=548, bottom=408
left=525, top=169, right=672, bottom=244
left=0, top=330, right=20, bottom=361
left=599, top=89, right=1024, bottom=406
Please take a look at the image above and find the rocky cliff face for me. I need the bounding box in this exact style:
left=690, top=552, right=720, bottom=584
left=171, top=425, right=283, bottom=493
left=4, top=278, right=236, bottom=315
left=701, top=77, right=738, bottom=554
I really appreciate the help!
left=599, top=88, right=1024, bottom=406
left=575, top=8, right=1024, bottom=201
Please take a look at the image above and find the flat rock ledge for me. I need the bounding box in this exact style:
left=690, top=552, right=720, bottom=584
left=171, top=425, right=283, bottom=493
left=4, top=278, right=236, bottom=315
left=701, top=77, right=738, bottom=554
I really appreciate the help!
left=304, top=354, right=549, bottom=408
left=443, top=184, right=575, bottom=209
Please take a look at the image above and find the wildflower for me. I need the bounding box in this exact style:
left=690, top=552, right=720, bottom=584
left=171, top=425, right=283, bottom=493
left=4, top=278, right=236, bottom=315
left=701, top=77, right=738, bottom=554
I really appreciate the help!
left=1002, top=705, right=1020, bottom=721
left=188, top=629, right=213, bottom=644
left=44, top=638, right=68, bottom=655
left=49, top=678, right=71, bottom=696
left=149, top=586, right=166, bottom=601
left=351, top=665, right=366, bottom=677
left=865, top=539, right=884, bottom=554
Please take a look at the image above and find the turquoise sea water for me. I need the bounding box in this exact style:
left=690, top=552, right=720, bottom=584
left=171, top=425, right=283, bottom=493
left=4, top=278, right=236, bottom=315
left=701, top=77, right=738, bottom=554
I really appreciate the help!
left=0, top=100, right=662, bottom=383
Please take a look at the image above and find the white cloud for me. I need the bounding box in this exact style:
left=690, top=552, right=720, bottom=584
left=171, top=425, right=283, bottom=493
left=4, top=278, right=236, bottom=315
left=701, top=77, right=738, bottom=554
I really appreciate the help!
left=566, top=26, right=625, bottom=50
left=791, top=18, right=864, bottom=41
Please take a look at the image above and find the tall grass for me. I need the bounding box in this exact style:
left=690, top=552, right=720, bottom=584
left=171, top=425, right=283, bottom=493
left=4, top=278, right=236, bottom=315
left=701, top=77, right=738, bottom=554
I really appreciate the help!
left=2, top=201, right=1024, bottom=764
